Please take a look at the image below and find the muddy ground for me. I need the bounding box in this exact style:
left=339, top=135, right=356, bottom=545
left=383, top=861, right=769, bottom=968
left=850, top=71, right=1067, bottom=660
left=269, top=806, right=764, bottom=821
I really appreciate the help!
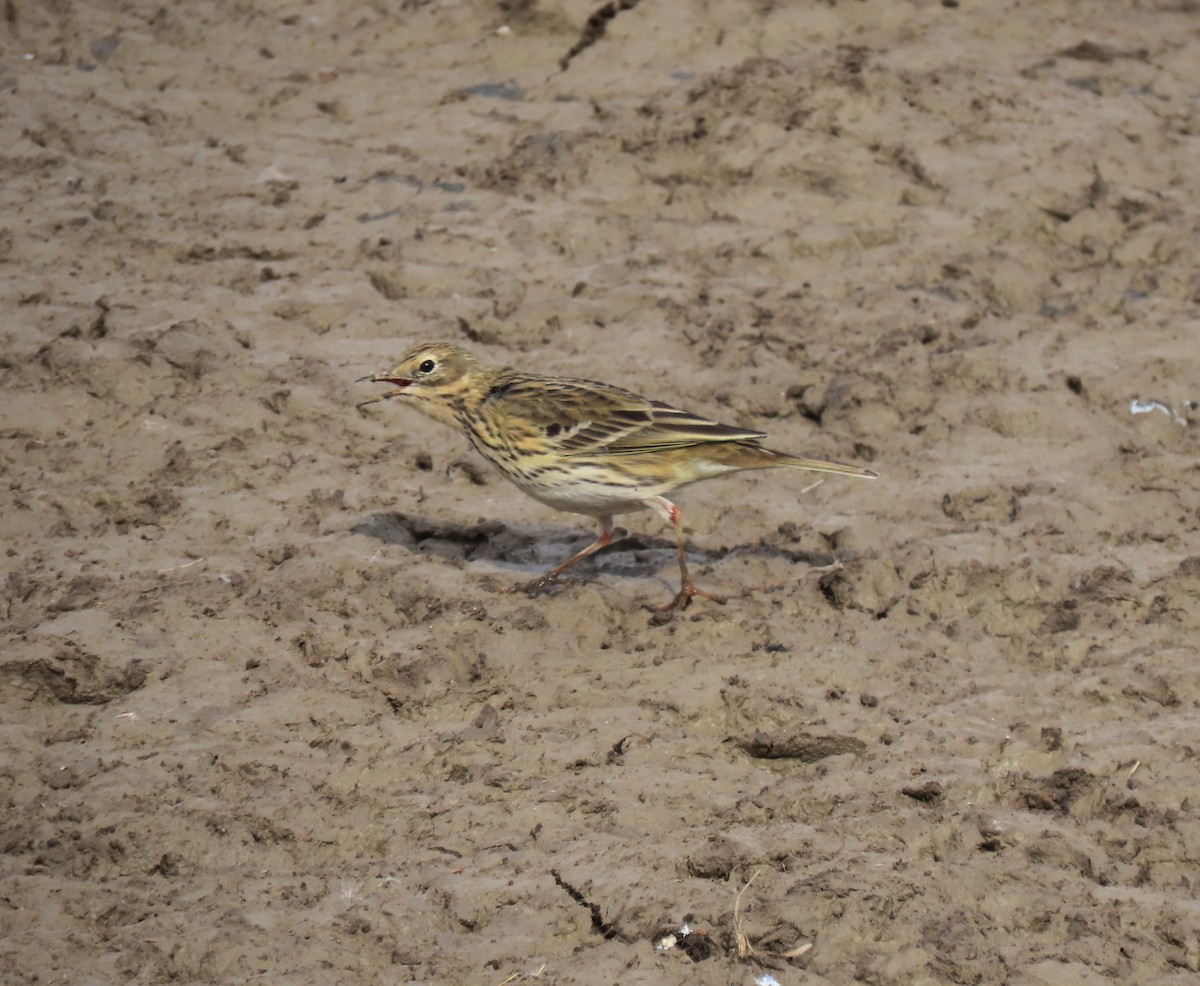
left=3, top=0, right=1200, bottom=983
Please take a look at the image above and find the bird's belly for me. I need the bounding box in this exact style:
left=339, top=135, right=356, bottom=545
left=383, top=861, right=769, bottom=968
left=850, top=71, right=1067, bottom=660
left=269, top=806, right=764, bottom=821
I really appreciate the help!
left=493, top=450, right=743, bottom=518
left=506, top=466, right=668, bottom=518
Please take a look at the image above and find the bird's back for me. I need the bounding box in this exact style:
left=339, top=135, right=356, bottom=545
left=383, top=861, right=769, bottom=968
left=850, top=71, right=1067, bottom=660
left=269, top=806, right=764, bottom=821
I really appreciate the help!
left=456, top=368, right=774, bottom=515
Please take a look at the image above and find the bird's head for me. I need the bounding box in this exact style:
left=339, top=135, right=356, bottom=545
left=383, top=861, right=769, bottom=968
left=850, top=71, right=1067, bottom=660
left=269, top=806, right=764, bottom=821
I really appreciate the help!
left=357, top=343, right=483, bottom=425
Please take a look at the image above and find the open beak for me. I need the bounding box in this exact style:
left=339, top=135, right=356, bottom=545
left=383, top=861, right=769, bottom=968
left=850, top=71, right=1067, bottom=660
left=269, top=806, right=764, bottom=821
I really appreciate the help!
left=356, top=372, right=412, bottom=409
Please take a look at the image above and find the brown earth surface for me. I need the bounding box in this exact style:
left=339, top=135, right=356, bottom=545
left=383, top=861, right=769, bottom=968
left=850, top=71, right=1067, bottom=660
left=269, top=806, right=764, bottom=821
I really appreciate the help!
left=3, top=0, right=1200, bottom=983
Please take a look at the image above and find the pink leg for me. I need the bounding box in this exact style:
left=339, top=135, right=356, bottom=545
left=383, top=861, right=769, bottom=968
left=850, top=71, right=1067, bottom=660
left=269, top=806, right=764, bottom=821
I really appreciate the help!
left=506, top=515, right=615, bottom=596
left=646, top=497, right=725, bottom=612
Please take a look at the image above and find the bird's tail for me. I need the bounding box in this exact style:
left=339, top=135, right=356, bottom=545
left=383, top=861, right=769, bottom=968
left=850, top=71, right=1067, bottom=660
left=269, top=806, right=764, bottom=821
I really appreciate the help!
left=691, top=441, right=878, bottom=480
left=759, top=447, right=878, bottom=479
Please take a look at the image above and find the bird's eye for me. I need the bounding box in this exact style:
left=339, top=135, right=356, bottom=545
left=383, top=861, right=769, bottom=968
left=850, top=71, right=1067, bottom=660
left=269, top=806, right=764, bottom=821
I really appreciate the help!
left=418, top=359, right=436, bottom=374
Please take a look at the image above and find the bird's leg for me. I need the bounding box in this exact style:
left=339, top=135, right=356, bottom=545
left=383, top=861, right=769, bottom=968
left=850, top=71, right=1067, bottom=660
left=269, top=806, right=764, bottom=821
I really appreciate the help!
left=506, top=515, right=615, bottom=596
left=646, top=496, right=725, bottom=612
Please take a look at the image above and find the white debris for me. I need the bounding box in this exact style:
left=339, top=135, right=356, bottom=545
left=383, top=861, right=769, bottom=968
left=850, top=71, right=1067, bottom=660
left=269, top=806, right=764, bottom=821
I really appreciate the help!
left=654, top=922, right=692, bottom=952
left=1130, top=398, right=1195, bottom=426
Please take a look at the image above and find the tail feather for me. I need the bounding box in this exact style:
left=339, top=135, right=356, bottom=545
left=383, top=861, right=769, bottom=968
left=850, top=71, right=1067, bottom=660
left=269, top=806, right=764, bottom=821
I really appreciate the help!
left=755, top=445, right=878, bottom=479
left=669, top=439, right=878, bottom=480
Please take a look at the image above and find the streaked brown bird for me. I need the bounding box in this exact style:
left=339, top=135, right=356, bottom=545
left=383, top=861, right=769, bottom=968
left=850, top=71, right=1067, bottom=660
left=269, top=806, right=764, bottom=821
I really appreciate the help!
left=359, top=343, right=877, bottom=610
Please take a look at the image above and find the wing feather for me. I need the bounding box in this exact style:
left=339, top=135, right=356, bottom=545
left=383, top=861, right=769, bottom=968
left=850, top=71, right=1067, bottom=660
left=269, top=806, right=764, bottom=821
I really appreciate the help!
left=482, top=374, right=765, bottom=455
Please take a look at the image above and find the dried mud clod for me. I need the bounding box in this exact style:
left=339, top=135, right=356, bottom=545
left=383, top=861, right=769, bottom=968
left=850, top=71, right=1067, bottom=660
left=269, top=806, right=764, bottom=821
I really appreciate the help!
left=902, top=780, right=945, bottom=805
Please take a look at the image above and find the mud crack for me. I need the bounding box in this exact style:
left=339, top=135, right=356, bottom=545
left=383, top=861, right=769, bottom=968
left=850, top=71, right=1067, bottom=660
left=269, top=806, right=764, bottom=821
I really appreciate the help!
left=550, top=869, right=617, bottom=939
left=560, top=0, right=643, bottom=71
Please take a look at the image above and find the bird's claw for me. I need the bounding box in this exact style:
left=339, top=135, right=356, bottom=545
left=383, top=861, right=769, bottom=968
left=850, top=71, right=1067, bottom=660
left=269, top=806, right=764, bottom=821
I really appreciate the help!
left=646, top=580, right=726, bottom=614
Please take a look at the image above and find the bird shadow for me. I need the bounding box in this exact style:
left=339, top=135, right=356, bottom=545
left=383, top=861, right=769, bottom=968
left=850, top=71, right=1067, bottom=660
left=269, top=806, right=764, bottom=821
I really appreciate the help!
left=351, top=511, right=838, bottom=582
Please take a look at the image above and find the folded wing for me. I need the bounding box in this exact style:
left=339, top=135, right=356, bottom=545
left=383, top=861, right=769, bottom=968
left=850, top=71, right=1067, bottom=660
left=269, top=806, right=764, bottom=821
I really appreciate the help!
left=483, top=375, right=765, bottom=456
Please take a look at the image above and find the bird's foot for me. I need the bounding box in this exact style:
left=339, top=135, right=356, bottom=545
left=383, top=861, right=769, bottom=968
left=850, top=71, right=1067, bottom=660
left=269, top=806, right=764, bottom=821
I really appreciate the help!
left=647, top=579, right=726, bottom=613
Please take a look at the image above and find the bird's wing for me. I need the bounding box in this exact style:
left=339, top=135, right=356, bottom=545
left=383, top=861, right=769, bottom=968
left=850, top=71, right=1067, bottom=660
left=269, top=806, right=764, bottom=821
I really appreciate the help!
left=483, top=374, right=765, bottom=455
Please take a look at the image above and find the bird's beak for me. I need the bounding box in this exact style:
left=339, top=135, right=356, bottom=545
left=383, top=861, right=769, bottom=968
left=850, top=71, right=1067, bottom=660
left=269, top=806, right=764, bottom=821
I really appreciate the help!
left=356, top=371, right=412, bottom=409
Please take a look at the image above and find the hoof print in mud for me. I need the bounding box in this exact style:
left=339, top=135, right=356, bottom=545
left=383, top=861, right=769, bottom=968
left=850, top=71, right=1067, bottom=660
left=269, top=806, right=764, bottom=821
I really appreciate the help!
left=1014, top=768, right=1100, bottom=816
left=817, top=562, right=900, bottom=619
left=4, top=648, right=148, bottom=705
left=736, top=731, right=867, bottom=763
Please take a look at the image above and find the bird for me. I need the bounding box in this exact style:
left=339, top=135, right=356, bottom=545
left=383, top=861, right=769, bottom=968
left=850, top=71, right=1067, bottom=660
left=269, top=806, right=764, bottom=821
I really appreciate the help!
left=358, top=343, right=877, bottom=611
